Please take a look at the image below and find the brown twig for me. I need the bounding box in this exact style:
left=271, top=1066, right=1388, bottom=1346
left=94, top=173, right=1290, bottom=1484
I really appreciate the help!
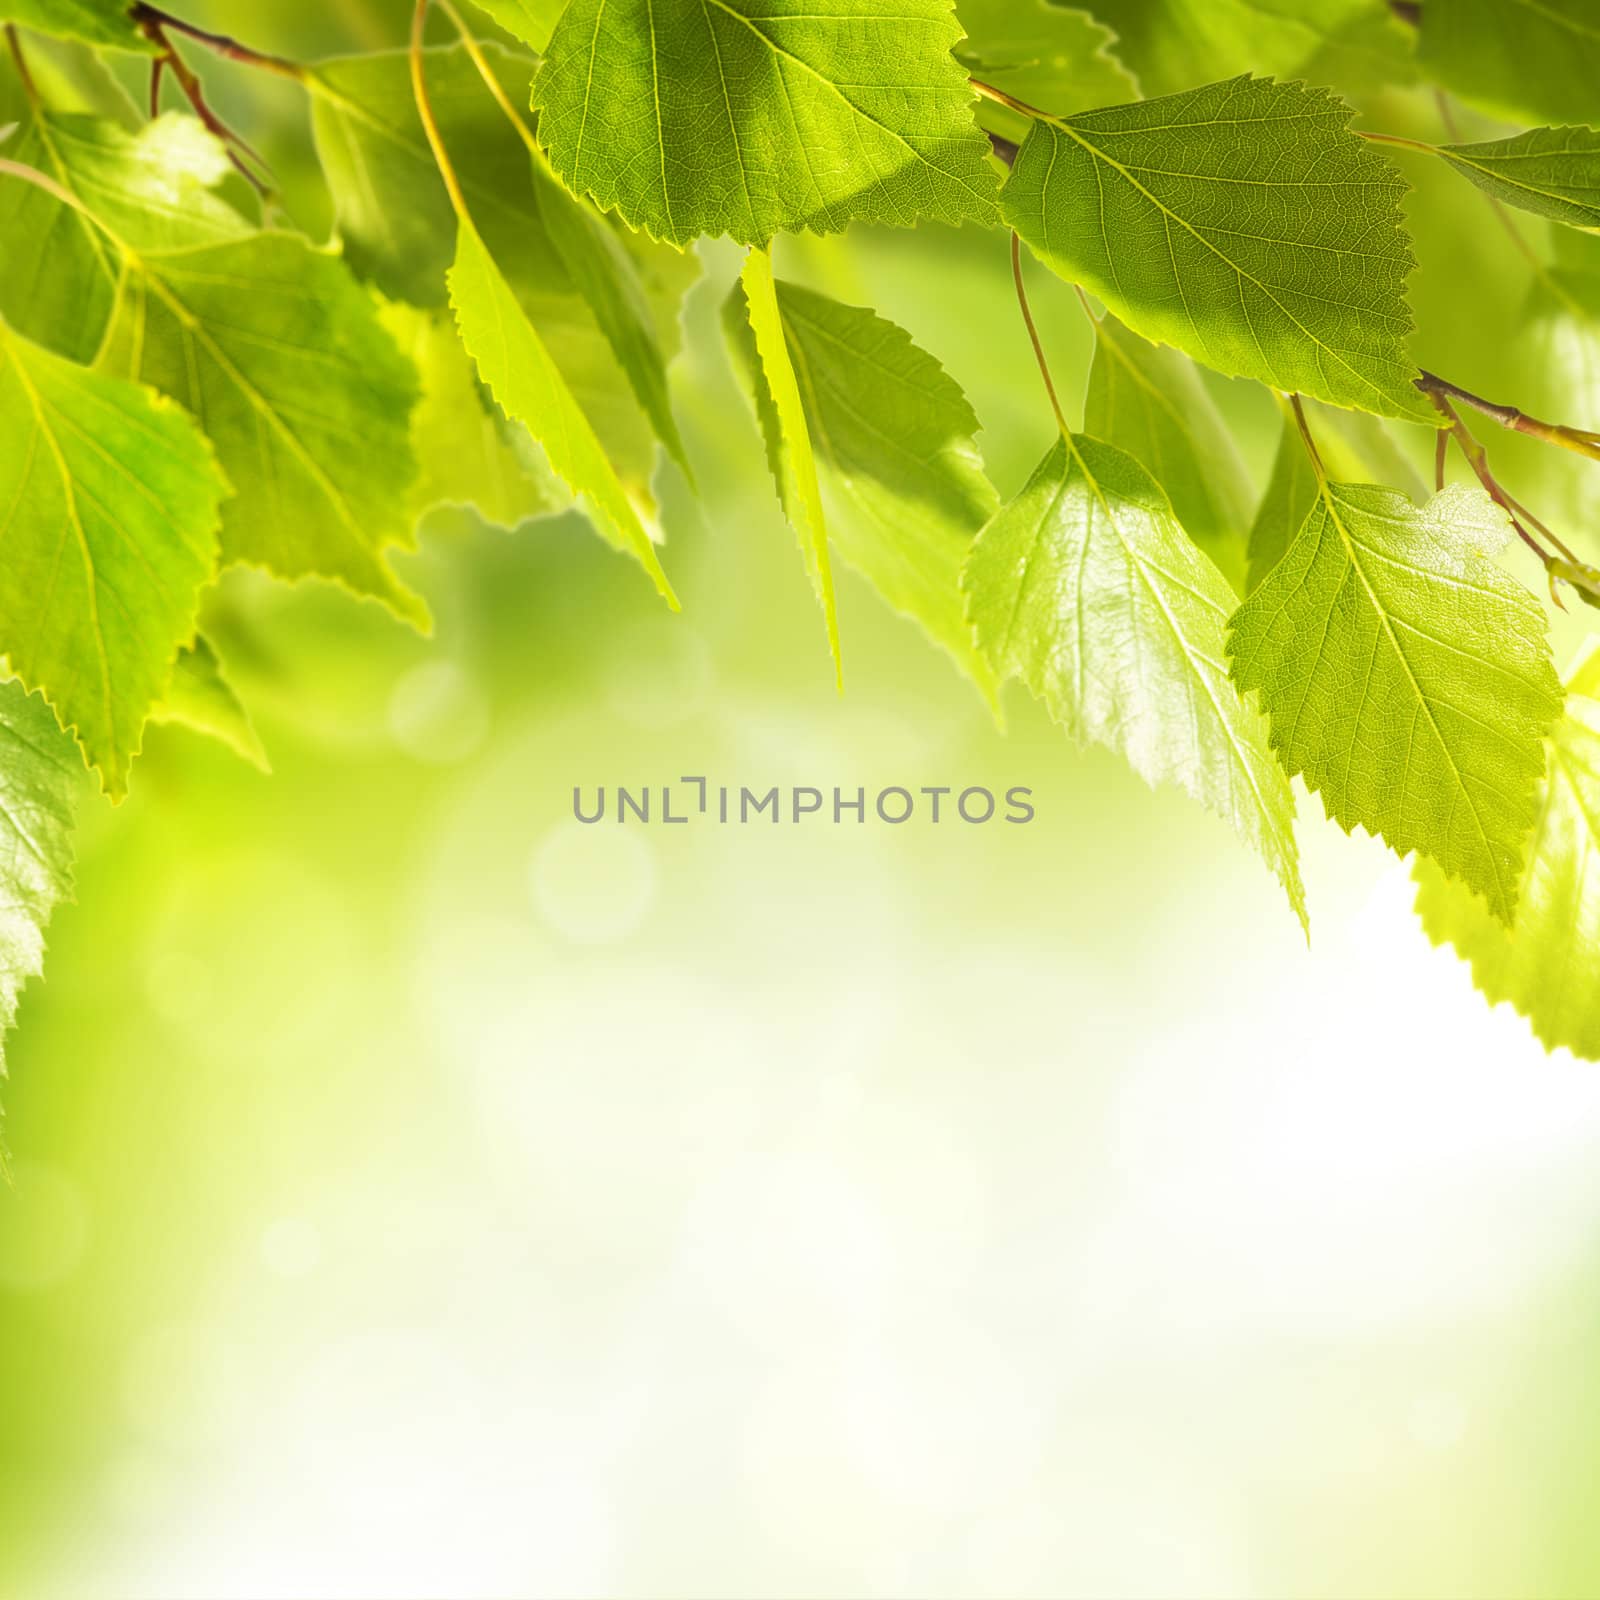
left=1415, top=371, right=1600, bottom=462
left=1427, top=391, right=1554, bottom=565
left=129, top=5, right=303, bottom=81
left=137, top=12, right=273, bottom=194
left=4, top=23, right=37, bottom=104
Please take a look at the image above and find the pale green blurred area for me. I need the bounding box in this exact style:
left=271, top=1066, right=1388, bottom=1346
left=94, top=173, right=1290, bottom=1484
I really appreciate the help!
left=4, top=6, right=1600, bottom=1597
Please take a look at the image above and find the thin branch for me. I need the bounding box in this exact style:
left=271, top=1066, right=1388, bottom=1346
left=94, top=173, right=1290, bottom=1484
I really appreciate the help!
left=137, top=13, right=273, bottom=194
left=128, top=5, right=304, bottom=82
left=1428, top=391, right=1554, bottom=565
left=1416, top=371, right=1600, bottom=462
left=1011, top=231, right=1068, bottom=438
left=4, top=23, right=38, bottom=105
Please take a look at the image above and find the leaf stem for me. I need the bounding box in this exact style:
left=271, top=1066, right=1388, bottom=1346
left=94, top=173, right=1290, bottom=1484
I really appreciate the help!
left=1357, top=129, right=1438, bottom=158
left=409, top=0, right=469, bottom=218
left=433, top=0, right=540, bottom=157
left=4, top=24, right=37, bottom=105
left=1288, top=393, right=1326, bottom=482
left=971, top=77, right=1047, bottom=123
left=1011, top=232, right=1067, bottom=438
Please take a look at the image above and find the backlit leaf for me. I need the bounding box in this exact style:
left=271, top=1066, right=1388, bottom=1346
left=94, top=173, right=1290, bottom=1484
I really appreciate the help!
left=736, top=248, right=840, bottom=680
left=954, top=1, right=1136, bottom=121
left=1415, top=665, right=1600, bottom=1060
left=380, top=300, right=569, bottom=532
left=0, top=317, right=226, bottom=797
left=0, top=677, right=80, bottom=1154
left=1002, top=75, right=1439, bottom=424
left=1438, top=127, right=1600, bottom=233
left=726, top=277, right=998, bottom=702
left=1080, top=0, right=1411, bottom=99
left=0, top=111, right=243, bottom=363
left=1246, top=399, right=1424, bottom=591
left=1083, top=310, right=1255, bottom=592
left=0, top=0, right=153, bottom=53
left=462, top=0, right=566, bottom=53
left=448, top=216, right=677, bottom=606
left=533, top=0, right=998, bottom=246
left=152, top=637, right=268, bottom=771
left=964, top=431, right=1306, bottom=926
left=99, top=233, right=427, bottom=625
left=311, top=45, right=694, bottom=485
left=1418, top=0, right=1600, bottom=129
left=1228, top=482, right=1563, bottom=921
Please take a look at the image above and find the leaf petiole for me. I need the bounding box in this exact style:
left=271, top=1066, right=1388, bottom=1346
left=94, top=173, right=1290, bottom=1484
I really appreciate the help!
left=1011, top=232, right=1068, bottom=438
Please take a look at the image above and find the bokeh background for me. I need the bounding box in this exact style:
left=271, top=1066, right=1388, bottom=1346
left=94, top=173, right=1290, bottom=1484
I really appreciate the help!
left=4, top=4, right=1600, bottom=1596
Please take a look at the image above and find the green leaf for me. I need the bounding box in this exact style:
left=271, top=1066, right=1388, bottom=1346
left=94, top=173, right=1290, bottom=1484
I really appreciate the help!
left=462, top=0, right=566, bottom=52
left=528, top=154, right=691, bottom=478
left=725, top=277, right=999, bottom=704
left=1227, top=482, right=1563, bottom=922
left=954, top=1, right=1137, bottom=121
left=98, top=232, right=428, bottom=626
left=310, top=45, right=693, bottom=485
left=533, top=0, right=999, bottom=247
left=380, top=301, right=569, bottom=532
left=0, top=678, right=80, bottom=1154
left=1080, top=0, right=1412, bottom=100
left=0, top=111, right=244, bottom=362
left=0, top=28, right=142, bottom=124
left=308, top=44, right=527, bottom=309
left=151, top=637, right=269, bottom=771
left=963, top=431, right=1306, bottom=927
left=1246, top=399, right=1424, bottom=592
left=448, top=215, right=678, bottom=606
left=0, top=0, right=153, bottom=53
left=1418, top=0, right=1600, bottom=129
left=0, top=317, right=227, bottom=798
left=1415, top=669, right=1600, bottom=1060
left=1436, top=127, right=1600, bottom=233
left=1002, top=75, right=1439, bottom=425
left=1083, top=311, right=1255, bottom=592
left=736, top=248, right=840, bottom=681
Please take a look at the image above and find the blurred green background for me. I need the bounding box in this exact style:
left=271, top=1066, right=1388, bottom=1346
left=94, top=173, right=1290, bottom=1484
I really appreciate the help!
left=4, top=4, right=1600, bottom=1595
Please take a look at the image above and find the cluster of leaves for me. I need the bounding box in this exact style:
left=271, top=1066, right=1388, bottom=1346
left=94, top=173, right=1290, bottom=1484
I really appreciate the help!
left=2, top=0, right=1600, bottom=1134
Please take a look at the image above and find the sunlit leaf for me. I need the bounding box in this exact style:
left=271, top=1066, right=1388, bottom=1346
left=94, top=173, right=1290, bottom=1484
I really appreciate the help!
left=448, top=216, right=677, bottom=606
left=1438, top=127, right=1600, bottom=233
left=735, top=248, right=840, bottom=678
left=534, top=0, right=998, bottom=246
left=726, top=277, right=998, bottom=702
left=964, top=430, right=1306, bottom=926
left=152, top=637, right=268, bottom=771
left=99, top=233, right=427, bottom=626
left=0, top=677, right=80, bottom=1157
left=1002, top=75, right=1439, bottom=424
left=1416, top=663, right=1600, bottom=1060
left=1228, top=482, right=1563, bottom=921
left=1083, top=310, right=1254, bottom=592
left=0, top=317, right=226, bottom=797
left=1418, top=0, right=1600, bottom=128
